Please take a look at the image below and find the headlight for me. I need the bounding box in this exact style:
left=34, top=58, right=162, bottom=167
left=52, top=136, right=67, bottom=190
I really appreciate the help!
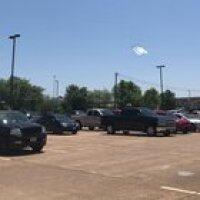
left=42, top=126, right=46, bottom=133
left=10, top=128, right=22, bottom=137
left=62, top=123, right=68, bottom=127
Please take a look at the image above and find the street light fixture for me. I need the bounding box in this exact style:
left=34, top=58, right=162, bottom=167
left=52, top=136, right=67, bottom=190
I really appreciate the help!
left=9, top=34, right=20, bottom=109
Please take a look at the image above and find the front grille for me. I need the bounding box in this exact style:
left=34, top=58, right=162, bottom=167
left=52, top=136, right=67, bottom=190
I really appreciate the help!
left=21, top=127, right=41, bottom=137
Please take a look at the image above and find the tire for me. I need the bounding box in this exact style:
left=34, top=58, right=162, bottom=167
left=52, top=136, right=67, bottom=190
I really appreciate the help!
left=89, top=126, right=94, bottom=131
left=53, top=130, right=63, bottom=134
left=76, top=121, right=82, bottom=130
left=164, top=131, right=170, bottom=137
left=32, top=144, right=44, bottom=152
left=146, top=126, right=156, bottom=136
left=107, top=125, right=115, bottom=134
left=123, top=130, right=129, bottom=135
left=183, top=128, right=188, bottom=134
left=72, top=130, right=78, bottom=134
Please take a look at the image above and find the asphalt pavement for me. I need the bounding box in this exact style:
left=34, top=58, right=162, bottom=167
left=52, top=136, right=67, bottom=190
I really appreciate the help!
left=0, top=131, right=200, bottom=200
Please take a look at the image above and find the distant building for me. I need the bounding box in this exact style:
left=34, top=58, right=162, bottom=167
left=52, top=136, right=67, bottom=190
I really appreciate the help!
left=176, top=97, right=200, bottom=109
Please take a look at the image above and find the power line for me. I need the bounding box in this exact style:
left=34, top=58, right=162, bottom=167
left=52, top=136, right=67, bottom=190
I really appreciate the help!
left=117, top=73, right=200, bottom=94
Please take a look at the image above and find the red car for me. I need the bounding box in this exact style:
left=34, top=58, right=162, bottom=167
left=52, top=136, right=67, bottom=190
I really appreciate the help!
left=173, top=113, right=192, bottom=134
left=156, top=110, right=192, bottom=134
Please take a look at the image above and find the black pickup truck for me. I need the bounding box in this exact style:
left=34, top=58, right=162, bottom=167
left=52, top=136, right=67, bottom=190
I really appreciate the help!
left=102, top=107, right=176, bottom=136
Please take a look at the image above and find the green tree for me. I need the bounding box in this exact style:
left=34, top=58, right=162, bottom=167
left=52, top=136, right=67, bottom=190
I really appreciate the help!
left=116, top=80, right=142, bottom=108
left=63, top=84, right=89, bottom=112
left=0, top=79, right=10, bottom=108
left=0, top=77, right=44, bottom=111
left=87, top=89, right=112, bottom=108
left=143, top=87, right=160, bottom=109
left=160, top=90, right=176, bottom=110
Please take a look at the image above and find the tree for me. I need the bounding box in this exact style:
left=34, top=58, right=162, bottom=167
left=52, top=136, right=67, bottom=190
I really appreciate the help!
left=40, top=96, right=63, bottom=113
left=0, top=77, right=44, bottom=111
left=87, top=89, right=112, bottom=108
left=160, top=90, right=176, bottom=110
left=63, top=84, right=89, bottom=112
left=115, top=80, right=142, bottom=108
left=143, top=88, right=160, bottom=109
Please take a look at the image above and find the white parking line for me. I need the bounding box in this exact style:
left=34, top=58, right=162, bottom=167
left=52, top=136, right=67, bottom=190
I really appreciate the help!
left=0, top=157, right=11, bottom=161
left=161, top=186, right=200, bottom=195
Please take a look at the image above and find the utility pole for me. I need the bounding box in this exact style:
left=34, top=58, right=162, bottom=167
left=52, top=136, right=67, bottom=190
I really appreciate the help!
left=9, top=34, right=20, bottom=109
left=98, top=89, right=101, bottom=108
left=114, top=72, right=118, bottom=109
left=156, top=65, right=166, bottom=94
left=188, top=89, right=191, bottom=108
left=53, top=75, right=55, bottom=98
left=55, top=79, right=59, bottom=97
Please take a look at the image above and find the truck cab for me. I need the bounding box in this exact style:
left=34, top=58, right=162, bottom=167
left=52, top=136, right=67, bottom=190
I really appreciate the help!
left=102, top=107, right=176, bottom=136
left=72, top=108, right=113, bottom=130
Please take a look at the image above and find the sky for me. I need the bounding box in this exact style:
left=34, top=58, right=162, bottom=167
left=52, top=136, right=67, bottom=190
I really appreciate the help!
left=1, top=0, right=200, bottom=97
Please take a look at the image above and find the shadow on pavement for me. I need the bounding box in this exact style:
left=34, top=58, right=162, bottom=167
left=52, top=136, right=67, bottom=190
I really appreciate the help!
left=102, top=131, right=175, bottom=138
left=0, top=148, right=44, bottom=157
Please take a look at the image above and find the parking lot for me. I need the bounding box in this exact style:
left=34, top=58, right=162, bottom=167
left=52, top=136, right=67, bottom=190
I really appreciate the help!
left=1, top=131, right=200, bottom=200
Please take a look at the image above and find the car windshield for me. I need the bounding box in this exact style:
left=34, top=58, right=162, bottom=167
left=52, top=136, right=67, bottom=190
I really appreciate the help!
left=140, top=108, right=157, bottom=117
left=100, top=109, right=114, bottom=116
left=54, top=114, right=72, bottom=122
left=0, top=112, right=29, bottom=124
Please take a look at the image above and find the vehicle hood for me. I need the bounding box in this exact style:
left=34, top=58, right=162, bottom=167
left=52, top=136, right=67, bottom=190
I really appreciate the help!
left=7, top=121, right=42, bottom=129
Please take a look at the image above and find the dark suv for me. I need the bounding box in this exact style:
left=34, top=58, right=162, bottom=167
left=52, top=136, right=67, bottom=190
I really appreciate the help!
left=0, top=111, right=47, bottom=152
left=32, top=113, right=78, bottom=134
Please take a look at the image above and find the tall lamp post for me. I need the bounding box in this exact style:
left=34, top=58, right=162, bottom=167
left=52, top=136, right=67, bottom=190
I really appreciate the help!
left=156, top=65, right=166, bottom=94
left=9, top=34, right=20, bottom=109
left=114, top=72, right=118, bottom=109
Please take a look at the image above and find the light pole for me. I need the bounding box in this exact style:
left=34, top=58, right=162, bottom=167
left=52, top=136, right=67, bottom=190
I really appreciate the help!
left=55, top=79, right=59, bottom=97
left=9, top=34, right=20, bottom=109
left=156, top=65, right=166, bottom=94
left=114, top=72, right=118, bottom=109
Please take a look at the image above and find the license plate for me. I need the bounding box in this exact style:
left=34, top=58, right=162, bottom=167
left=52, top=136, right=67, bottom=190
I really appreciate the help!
left=14, top=141, right=22, bottom=145
left=30, top=137, right=37, bottom=142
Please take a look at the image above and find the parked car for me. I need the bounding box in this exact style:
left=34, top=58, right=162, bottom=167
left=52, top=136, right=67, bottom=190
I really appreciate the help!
left=165, top=112, right=192, bottom=134
left=72, top=108, right=114, bottom=130
left=32, top=113, right=78, bottom=134
left=0, top=111, right=47, bottom=152
left=184, top=113, right=200, bottom=132
left=101, top=107, right=176, bottom=136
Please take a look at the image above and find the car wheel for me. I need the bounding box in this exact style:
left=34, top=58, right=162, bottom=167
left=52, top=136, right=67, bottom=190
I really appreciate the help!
left=183, top=128, right=188, bottom=134
left=72, top=130, right=78, bottom=134
left=76, top=121, right=82, bottom=130
left=146, top=126, right=156, bottom=136
left=89, top=126, right=94, bottom=131
left=107, top=125, right=115, bottom=134
left=32, top=144, right=44, bottom=152
left=123, top=130, right=129, bottom=135
left=164, top=131, right=171, bottom=137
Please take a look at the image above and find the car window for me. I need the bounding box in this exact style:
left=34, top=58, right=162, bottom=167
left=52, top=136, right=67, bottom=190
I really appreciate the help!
left=100, top=109, right=113, bottom=116
left=54, top=114, right=72, bottom=122
left=93, top=111, right=100, bottom=117
left=87, top=110, right=93, bottom=116
left=122, top=109, right=140, bottom=116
